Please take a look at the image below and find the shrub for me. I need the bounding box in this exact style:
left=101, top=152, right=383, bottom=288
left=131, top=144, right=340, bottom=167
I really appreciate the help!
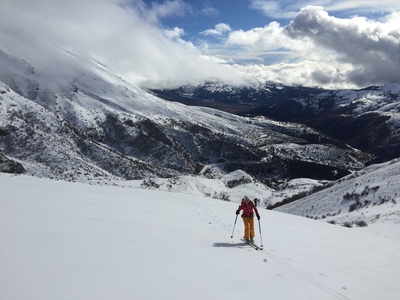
left=219, top=192, right=230, bottom=201
left=343, top=221, right=353, bottom=228
left=355, top=220, right=368, bottom=227
left=349, top=201, right=362, bottom=212
left=212, top=191, right=230, bottom=201
left=141, top=178, right=160, bottom=189
left=371, top=186, right=380, bottom=192
left=226, top=176, right=252, bottom=188
left=266, top=191, right=308, bottom=210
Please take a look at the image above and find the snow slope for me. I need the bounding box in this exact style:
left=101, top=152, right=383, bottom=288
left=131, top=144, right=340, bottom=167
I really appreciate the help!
left=275, top=159, right=400, bottom=226
left=1, top=174, right=399, bottom=300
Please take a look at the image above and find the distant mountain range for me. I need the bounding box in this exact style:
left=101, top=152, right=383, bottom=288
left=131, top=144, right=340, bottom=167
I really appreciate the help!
left=151, top=83, right=326, bottom=114
left=154, top=82, right=400, bottom=164
left=246, top=83, right=400, bottom=162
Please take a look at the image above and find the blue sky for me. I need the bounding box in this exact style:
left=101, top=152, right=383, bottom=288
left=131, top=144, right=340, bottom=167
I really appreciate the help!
left=140, top=0, right=399, bottom=60
left=143, top=0, right=283, bottom=41
left=1, top=0, right=400, bottom=89
left=143, top=0, right=393, bottom=38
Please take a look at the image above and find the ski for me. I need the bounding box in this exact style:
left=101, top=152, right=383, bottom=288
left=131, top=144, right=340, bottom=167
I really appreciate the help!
left=250, top=242, right=263, bottom=251
left=241, top=238, right=263, bottom=250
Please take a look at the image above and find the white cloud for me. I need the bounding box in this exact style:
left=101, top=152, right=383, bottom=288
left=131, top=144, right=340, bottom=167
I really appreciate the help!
left=145, top=0, right=193, bottom=22
left=200, top=23, right=232, bottom=36
left=0, top=1, right=398, bottom=90
left=164, top=27, right=185, bottom=40
left=232, top=61, right=356, bottom=89
left=250, top=0, right=400, bottom=18
left=249, top=0, right=299, bottom=18
left=0, top=0, right=243, bottom=89
left=204, top=5, right=400, bottom=88
left=226, top=21, right=287, bottom=49
left=202, top=5, right=220, bottom=18
left=321, top=0, right=400, bottom=13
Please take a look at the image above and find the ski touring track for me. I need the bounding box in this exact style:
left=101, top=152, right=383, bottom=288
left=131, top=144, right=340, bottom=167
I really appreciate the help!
left=192, top=202, right=350, bottom=300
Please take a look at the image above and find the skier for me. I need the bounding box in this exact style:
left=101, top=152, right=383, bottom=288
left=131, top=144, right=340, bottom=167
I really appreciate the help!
left=236, top=195, right=260, bottom=243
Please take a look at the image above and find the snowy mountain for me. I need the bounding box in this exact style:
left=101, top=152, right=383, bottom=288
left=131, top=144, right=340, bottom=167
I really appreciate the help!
left=0, top=47, right=371, bottom=185
left=272, top=158, right=400, bottom=225
left=249, top=83, right=400, bottom=162
left=151, top=82, right=326, bottom=114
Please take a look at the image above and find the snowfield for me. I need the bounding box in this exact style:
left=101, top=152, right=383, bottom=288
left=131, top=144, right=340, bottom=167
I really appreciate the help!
left=1, top=174, right=399, bottom=300
left=275, top=159, right=400, bottom=226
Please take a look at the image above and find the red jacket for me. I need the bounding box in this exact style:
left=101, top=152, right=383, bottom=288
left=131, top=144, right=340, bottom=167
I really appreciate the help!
left=238, top=200, right=259, bottom=218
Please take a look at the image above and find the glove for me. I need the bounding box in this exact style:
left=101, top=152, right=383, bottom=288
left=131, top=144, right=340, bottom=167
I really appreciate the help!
left=236, top=209, right=240, bottom=215
left=256, top=214, right=260, bottom=220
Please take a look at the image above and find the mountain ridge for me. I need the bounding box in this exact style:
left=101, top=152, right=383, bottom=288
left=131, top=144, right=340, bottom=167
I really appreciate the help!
left=246, top=82, right=400, bottom=162
left=150, top=82, right=327, bottom=114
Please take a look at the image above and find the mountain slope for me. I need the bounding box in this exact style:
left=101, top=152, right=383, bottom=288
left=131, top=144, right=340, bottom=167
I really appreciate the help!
left=275, top=158, right=400, bottom=226
left=0, top=47, right=372, bottom=184
left=249, top=83, right=400, bottom=162
left=151, top=82, right=326, bottom=114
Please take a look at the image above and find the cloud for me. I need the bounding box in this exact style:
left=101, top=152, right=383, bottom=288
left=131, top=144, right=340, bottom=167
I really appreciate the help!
left=164, top=27, right=185, bottom=39
left=204, top=5, right=400, bottom=88
left=0, top=1, right=398, bottom=90
left=136, top=0, right=193, bottom=23
left=249, top=0, right=299, bottom=18
left=317, top=0, right=400, bottom=13
left=232, top=61, right=350, bottom=88
left=285, top=6, right=400, bottom=86
left=150, top=0, right=191, bottom=18
left=202, top=4, right=220, bottom=18
left=250, top=0, right=400, bottom=19
left=226, top=21, right=288, bottom=49
left=200, top=23, right=232, bottom=36
left=0, top=0, right=243, bottom=89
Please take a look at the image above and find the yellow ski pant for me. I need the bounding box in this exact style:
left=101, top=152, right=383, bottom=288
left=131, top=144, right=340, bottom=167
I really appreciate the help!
left=242, top=217, right=255, bottom=240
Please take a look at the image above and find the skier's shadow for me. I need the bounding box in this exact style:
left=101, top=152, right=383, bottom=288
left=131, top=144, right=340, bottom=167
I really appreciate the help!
left=212, top=242, right=247, bottom=248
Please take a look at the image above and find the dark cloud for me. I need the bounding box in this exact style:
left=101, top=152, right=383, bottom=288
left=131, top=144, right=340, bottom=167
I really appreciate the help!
left=285, top=6, right=400, bottom=86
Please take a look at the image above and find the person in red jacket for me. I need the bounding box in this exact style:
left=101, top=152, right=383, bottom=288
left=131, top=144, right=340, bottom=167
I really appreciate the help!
left=236, top=195, right=260, bottom=243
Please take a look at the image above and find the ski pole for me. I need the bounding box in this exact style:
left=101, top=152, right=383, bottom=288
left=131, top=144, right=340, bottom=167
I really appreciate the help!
left=230, top=214, right=238, bottom=238
left=258, top=218, right=264, bottom=247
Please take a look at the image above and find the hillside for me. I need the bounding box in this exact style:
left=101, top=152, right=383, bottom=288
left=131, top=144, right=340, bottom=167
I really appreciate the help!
left=109, top=159, right=399, bottom=227
left=1, top=174, right=399, bottom=300
left=150, top=82, right=326, bottom=114
left=248, top=83, right=400, bottom=162
left=275, top=159, right=400, bottom=226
